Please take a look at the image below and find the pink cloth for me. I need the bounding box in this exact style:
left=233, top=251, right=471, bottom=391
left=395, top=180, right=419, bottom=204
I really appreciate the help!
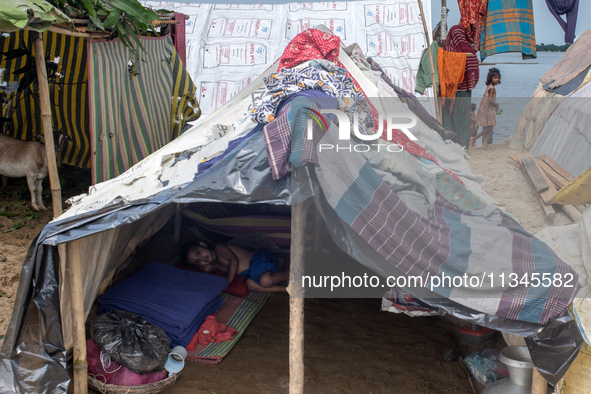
left=186, top=314, right=238, bottom=351
left=87, top=339, right=168, bottom=386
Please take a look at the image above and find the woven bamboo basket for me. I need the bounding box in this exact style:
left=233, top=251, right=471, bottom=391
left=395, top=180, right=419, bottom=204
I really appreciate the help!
left=88, top=372, right=178, bottom=394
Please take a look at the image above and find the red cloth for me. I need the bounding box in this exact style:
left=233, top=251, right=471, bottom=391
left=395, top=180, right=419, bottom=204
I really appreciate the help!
left=278, top=28, right=341, bottom=71
left=445, top=25, right=480, bottom=91
left=186, top=314, right=238, bottom=351
left=213, top=270, right=250, bottom=296
left=173, top=13, right=187, bottom=67
left=457, top=0, right=488, bottom=50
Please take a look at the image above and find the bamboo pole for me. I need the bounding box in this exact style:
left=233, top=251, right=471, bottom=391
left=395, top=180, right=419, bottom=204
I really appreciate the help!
left=33, top=32, right=62, bottom=218
left=441, top=0, right=448, bottom=42
left=290, top=200, right=307, bottom=394
left=67, top=239, right=88, bottom=394
left=312, top=208, right=322, bottom=253
left=563, top=205, right=582, bottom=222
left=174, top=204, right=182, bottom=244
left=417, top=0, right=442, bottom=123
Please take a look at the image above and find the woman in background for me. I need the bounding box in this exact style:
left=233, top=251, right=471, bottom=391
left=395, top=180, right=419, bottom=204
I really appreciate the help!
left=442, top=25, right=480, bottom=148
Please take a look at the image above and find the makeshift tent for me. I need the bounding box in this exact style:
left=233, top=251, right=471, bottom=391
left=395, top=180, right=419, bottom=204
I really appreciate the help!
left=529, top=82, right=591, bottom=177
left=509, top=30, right=591, bottom=151
left=0, top=10, right=200, bottom=185
left=0, top=0, right=78, bottom=217
left=0, top=27, right=584, bottom=394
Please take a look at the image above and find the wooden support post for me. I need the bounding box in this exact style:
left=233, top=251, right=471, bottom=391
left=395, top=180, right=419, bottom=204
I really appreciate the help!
left=312, top=206, right=322, bottom=253
left=174, top=204, right=182, bottom=244
left=417, top=0, right=442, bottom=123
left=441, top=0, right=448, bottom=42
left=33, top=32, right=62, bottom=218
left=290, top=200, right=307, bottom=394
left=531, top=367, right=547, bottom=394
left=67, top=239, right=88, bottom=394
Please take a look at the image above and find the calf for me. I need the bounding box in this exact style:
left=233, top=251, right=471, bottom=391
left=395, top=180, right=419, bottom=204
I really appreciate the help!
left=0, top=131, right=69, bottom=211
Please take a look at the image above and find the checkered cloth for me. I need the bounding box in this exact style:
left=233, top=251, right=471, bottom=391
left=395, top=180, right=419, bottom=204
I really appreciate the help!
left=264, top=95, right=580, bottom=326
left=480, top=0, right=537, bottom=61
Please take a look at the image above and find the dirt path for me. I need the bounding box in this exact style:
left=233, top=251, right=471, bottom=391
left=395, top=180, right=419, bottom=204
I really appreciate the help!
left=466, top=142, right=571, bottom=234
left=0, top=167, right=90, bottom=347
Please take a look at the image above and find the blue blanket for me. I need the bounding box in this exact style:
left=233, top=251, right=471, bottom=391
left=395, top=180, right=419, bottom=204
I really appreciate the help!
left=98, top=262, right=228, bottom=347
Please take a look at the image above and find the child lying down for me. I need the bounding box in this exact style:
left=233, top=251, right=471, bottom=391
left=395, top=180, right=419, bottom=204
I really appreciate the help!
left=181, top=241, right=289, bottom=293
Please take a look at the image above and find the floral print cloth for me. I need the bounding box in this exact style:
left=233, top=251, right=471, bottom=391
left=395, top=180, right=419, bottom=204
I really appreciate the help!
left=251, top=60, right=374, bottom=134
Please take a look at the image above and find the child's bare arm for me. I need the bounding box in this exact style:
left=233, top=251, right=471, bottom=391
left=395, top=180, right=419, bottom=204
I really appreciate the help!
left=214, top=244, right=239, bottom=283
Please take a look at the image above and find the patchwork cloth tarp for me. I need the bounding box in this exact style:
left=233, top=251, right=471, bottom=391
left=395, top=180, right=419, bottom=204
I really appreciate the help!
left=266, top=95, right=580, bottom=325
left=479, top=0, right=537, bottom=61
left=98, top=262, right=227, bottom=347
left=539, top=29, right=591, bottom=90
left=509, top=30, right=591, bottom=149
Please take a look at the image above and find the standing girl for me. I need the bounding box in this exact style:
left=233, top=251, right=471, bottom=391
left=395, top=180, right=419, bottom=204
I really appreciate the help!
left=470, top=68, right=501, bottom=149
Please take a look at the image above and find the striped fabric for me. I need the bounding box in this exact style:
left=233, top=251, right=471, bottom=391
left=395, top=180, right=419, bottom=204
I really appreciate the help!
left=267, top=96, right=580, bottom=326
left=186, top=291, right=270, bottom=364
left=0, top=30, right=90, bottom=168
left=88, top=34, right=200, bottom=183
left=182, top=209, right=292, bottom=248
left=1, top=31, right=200, bottom=179
left=480, top=0, right=537, bottom=61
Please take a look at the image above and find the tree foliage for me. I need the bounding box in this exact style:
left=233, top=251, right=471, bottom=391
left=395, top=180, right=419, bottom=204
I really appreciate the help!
left=47, top=0, right=161, bottom=53
left=536, top=43, right=572, bottom=52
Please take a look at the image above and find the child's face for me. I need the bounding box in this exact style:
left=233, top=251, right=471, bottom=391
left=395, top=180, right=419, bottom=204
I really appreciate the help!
left=492, top=75, right=500, bottom=85
left=187, top=245, right=215, bottom=268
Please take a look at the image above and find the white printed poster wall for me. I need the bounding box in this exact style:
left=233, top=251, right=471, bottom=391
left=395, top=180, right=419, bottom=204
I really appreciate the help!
left=142, top=0, right=432, bottom=116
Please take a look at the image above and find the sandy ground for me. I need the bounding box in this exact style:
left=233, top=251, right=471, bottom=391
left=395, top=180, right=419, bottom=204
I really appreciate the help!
left=465, top=142, right=572, bottom=234
left=0, top=143, right=574, bottom=393
left=0, top=199, right=54, bottom=347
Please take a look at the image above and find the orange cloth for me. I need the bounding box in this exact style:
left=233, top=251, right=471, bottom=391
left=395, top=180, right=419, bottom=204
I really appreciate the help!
left=437, top=48, right=467, bottom=102
left=186, top=314, right=238, bottom=351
